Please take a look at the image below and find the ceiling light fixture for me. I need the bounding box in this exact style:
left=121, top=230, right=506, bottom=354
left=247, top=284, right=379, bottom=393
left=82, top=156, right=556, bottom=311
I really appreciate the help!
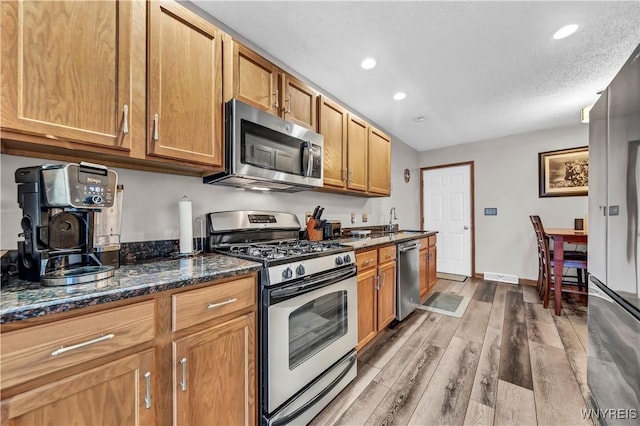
left=393, top=92, right=406, bottom=101
left=414, top=116, right=428, bottom=122
left=360, top=57, right=376, bottom=70
left=553, top=24, right=579, bottom=40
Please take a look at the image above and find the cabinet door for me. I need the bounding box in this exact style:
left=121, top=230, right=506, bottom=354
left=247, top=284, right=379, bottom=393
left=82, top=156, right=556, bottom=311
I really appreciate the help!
left=148, top=1, right=223, bottom=166
left=419, top=249, right=429, bottom=300
left=428, top=246, right=437, bottom=291
left=377, top=261, right=396, bottom=330
left=174, top=313, right=256, bottom=426
left=231, top=43, right=279, bottom=115
left=356, top=269, right=378, bottom=350
left=281, top=74, right=317, bottom=130
left=318, top=96, right=348, bottom=188
left=367, top=127, right=391, bottom=195
left=1, top=0, right=133, bottom=151
left=347, top=115, right=368, bottom=192
left=1, top=350, right=154, bottom=425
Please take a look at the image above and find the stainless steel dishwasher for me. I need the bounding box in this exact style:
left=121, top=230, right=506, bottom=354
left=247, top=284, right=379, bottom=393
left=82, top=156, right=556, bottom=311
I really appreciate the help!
left=396, top=240, right=422, bottom=320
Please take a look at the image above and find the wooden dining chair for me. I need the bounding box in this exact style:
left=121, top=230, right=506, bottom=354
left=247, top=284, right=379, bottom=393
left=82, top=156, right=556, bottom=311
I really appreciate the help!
left=529, top=216, right=588, bottom=307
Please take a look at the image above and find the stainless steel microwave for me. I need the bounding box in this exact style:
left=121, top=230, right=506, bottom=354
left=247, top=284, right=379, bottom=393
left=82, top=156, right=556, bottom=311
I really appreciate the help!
left=203, top=99, right=323, bottom=192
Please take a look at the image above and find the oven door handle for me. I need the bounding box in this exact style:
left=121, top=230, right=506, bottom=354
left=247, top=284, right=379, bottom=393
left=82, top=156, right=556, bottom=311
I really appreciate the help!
left=270, top=265, right=356, bottom=299
left=271, top=352, right=357, bottom=426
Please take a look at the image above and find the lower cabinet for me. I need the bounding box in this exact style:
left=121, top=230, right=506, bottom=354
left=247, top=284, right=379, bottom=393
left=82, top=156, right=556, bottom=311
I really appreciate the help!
left=173, top=313, right=255, bottom=426
left=419, top=235, right=438, bottom=302
left=1, top=350, right=155, bottom=425
left=0, top=274, right=258, bottom=426
left=356, top=245, right=397, bottom=350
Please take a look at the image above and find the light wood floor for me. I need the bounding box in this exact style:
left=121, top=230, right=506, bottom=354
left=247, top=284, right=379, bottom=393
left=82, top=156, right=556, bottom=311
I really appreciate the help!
left=310, top=278, right=593, bottom=426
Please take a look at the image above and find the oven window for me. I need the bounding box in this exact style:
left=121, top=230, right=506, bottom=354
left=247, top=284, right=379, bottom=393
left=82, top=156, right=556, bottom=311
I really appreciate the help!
left=289, top=290, right=348, bottom=369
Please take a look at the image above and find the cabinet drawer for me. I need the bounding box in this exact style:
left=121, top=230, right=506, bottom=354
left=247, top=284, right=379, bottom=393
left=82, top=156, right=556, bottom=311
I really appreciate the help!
left=172, top=276, right=256, bottom=332
left=378, top=245, right=396, bottom=263
left=1, top=301, right=155, bottom=389
left=428, top=235, right=437, bottom=247
left=356, top=249, right=378, bottom=271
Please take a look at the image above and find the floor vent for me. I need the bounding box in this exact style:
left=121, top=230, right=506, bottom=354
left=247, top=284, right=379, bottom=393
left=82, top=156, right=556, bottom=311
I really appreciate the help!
left=483, top=272, right=519, bottom=284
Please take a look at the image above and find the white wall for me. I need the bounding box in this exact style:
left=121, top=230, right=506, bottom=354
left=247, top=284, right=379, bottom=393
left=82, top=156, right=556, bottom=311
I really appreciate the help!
left=1, top=139, right=419, bottom=248
left=418, top=124, right=589, bottom=281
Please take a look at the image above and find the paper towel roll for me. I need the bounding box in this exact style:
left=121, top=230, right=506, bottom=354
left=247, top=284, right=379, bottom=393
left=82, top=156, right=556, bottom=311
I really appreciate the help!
left=179, top=196, right=193, bottom=254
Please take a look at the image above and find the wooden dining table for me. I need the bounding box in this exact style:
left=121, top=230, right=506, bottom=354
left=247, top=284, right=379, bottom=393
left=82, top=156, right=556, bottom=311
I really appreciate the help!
left=544, top=228, right=588, bottom=315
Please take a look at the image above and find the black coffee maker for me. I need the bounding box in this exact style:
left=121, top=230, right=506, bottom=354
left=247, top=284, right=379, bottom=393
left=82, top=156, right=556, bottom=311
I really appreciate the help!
left=15, top=162, right=118, bottom=285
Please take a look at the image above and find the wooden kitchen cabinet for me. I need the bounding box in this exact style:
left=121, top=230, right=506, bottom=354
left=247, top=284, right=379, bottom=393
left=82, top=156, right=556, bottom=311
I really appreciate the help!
left=355, top=246, right=396, bottom=350
left=367, top=126, right=391, bottom=195
left=1, top=350, right=155, bottom=426
left=226, top=41, right=280, bottom=115
left=0, top=0, right=136, bottom=152
left=347, top=114, right=369, bottom=192
left=173, top=313, right=255, bottom=426
left=147, top=1, right=223, bottom=166
left=419, top=235, right=438, bottom=302
left=318, top=96, right=348, bottom=188
left=280, top=74, right=318, bottom=130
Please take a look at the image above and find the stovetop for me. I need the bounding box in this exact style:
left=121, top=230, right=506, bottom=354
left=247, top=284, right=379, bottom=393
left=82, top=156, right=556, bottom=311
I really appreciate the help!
left=216, top=239, right=350, bottom=265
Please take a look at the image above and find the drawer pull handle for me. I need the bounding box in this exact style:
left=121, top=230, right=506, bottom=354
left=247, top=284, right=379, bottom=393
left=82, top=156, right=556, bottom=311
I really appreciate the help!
left=363, top=259, right=374, bottom=265
left=208, top=298, right=237, bottom=310
left=51, top=333, right=115, bottom=356
left=123, top=104, right=129, bottom=135
left=144, top=371, right=152, bottom=409
left=180, top=358, right=187, bottom=391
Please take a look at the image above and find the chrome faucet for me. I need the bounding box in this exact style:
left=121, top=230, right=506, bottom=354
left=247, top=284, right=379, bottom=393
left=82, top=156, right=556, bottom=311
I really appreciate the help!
left=389, top=207, right=397, bottom=232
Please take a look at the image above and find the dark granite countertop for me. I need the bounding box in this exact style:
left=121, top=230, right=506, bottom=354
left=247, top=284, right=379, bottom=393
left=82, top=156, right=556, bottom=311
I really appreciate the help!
left=339, top=230, right=437, bottom=251
left=0, top=254, right=262, bottom=325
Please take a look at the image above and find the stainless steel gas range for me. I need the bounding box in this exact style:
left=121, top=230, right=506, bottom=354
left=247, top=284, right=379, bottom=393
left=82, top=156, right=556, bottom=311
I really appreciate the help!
left=206, top=210, right=357, bottom=426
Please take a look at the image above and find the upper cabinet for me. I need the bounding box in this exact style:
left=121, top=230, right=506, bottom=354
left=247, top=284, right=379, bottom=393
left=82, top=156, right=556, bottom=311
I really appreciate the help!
left=224, top=40, right=318, bottom=131
left=147, top=1, right=223, bottom=166
left=367, top=126, right=391, bottom=195
left=0, top=0, right=134, bottom=151
left=318, top=96, right=348, bottom=188
left=347, top=115, right=369, bottom=192
left=280, top=74, right=317, bottom=130
left=227, top=42, right=280, bottom=115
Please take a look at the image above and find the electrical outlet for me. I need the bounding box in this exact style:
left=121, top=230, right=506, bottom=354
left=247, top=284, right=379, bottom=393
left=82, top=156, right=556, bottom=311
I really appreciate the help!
left=351, top=212, right=356, bottom=224
left=362, top=213, right=368, bottom=222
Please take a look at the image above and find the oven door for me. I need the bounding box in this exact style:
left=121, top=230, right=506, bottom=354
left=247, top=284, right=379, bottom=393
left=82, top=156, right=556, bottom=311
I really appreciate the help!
left=230, top=99, right=323, bottom=187
left=266, top=266, right=357, bottom=413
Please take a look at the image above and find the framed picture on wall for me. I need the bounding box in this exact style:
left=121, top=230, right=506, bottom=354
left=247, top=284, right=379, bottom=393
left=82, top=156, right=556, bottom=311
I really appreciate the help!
left=538, top=146, right=588, bottom=197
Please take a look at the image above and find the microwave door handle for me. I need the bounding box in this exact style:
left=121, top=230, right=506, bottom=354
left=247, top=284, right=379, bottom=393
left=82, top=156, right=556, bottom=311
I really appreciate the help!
left=304, top=141, right=313, bottom=177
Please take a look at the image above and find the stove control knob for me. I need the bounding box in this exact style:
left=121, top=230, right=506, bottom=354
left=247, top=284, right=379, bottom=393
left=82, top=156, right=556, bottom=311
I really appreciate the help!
left=343, top=254, right=352, bottom=264
left=296, top=265, right=305, bottom=276
left=282, top=267, right=293, bottom=279
left=335, top=256, right=344, bottom=266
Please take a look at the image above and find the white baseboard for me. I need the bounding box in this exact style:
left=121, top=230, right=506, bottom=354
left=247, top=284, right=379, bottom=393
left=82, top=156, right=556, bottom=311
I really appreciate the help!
left=483, top=272, right=519, bottom=284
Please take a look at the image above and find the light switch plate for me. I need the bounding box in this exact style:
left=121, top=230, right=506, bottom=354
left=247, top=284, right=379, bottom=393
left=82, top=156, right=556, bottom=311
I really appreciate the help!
left=362, top=213, right=368, bottom=222
left=351, top=212, right=356, bottom=224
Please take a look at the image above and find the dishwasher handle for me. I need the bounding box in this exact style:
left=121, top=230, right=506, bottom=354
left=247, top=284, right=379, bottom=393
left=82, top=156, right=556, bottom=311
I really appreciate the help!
left=399, top=242, right=421, bottom=252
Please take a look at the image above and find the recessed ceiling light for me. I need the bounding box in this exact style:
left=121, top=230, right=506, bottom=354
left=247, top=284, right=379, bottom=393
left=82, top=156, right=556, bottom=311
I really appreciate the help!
left=360, top=57, right=376, bottom=70
left=414, top=116, right=429, bottom=122
left=393, top=92, right=407, bottom=101
left=553, top=24, right=579, bottom=40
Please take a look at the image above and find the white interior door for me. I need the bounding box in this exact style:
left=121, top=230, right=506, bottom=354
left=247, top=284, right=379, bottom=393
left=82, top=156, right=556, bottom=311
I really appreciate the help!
left=422, top=165, right=472, bottom=276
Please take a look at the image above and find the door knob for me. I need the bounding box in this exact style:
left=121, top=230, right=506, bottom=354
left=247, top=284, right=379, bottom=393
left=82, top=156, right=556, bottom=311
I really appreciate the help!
left=464, top=225, right=469, bottom=230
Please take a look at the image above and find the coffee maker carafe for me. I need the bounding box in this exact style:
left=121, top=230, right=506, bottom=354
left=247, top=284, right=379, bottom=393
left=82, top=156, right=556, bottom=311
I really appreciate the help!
left=15, top=162, right=118, bottom=285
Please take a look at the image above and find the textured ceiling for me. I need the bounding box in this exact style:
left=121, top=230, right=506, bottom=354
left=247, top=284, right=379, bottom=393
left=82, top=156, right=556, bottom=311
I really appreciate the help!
left=190, top=1, right=640, bottom=151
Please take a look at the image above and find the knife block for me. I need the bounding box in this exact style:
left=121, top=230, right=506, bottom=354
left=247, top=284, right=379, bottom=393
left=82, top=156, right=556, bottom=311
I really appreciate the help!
left=306, top=219, right=323, bottom=241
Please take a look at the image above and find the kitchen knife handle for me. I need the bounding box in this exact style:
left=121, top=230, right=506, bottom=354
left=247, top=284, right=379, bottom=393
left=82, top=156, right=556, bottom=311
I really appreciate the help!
left=123, top=105, right=129, bottom=135
left=144, top=371, right=152, bottom=409
left=153, top=113, right=159, bottom=141
left=180, top=357, right=187, bottom=391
